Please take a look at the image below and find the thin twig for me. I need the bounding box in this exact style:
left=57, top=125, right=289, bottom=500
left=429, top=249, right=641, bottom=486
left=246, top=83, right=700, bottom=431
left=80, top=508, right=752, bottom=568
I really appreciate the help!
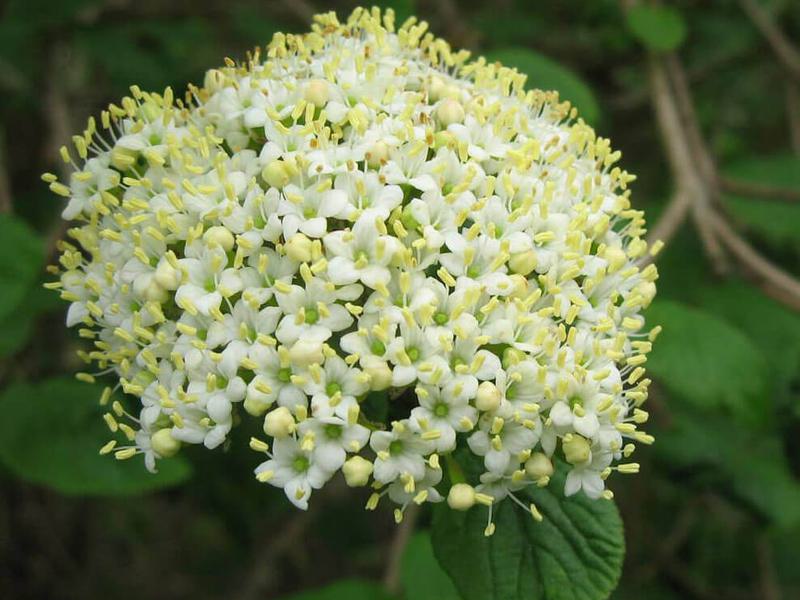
left=644, top=190, right=690, bottom=256
left=719, top=176, right=800, bottom=203
left=739, top=0, right=800, bottom=79
left=756, top=533, right=782, bottom=600
left=383, top=503, right=420, bottom=595
left=709, top=210, right=800, bottom=311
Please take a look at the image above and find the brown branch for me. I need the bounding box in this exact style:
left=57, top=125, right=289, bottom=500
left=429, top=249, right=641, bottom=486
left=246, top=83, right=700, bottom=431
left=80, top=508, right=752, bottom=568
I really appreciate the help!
left=648, top=56, right=728, bottom=273
left=739, top=0, right=800, bottom=79
left=719, top=176, right=800, bottom=203
left=644, top=190, right=690, bottom=260
left=382, top=502, right=420, bottom=595
left=709, top=211, right=800, bottom=311
left=757, top=533, right=782, bottom=600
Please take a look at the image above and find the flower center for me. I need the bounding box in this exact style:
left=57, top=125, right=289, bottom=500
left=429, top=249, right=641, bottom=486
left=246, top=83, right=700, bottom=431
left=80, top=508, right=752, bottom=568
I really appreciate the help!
left=324, top=424, right=343, bottom=439
left=305, top=307, right=319, bottom=324
left=325, top=382, right=341, bottom=396
left=292, top=455, right=310, bottom=473
left=434, top=402, right=449, bottom=418
left=370, top=340, right=386, bottom=355
left=434, top=311, right=449, bottom=325
left=278, top=367, right=292, bottom=383
left=406, top=347, right=420, bottom=362
left=389, top=440, right=404, bottom=456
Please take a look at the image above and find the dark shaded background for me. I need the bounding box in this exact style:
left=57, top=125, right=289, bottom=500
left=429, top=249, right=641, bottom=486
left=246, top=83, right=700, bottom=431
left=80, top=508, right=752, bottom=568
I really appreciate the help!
left=1, top=1, right=799, bottom=599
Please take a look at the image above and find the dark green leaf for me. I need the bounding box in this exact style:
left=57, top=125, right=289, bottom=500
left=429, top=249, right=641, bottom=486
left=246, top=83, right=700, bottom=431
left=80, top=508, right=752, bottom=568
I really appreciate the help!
left=646, top=300, right=768, bottom=422
left=486, top=48, right=600, bottom=124
left=0, top=378, right=191, bottom=496
left=625, top=5, right=687, bottom=52
left=432, top=467, right=624, bottom=600
left=0, top=214, right=44, bottom=320
left=401, top=532, right=460, bottom=600
left=278, top=579, right=394, bottom=600
left=657, top=409, right=800, bottom=529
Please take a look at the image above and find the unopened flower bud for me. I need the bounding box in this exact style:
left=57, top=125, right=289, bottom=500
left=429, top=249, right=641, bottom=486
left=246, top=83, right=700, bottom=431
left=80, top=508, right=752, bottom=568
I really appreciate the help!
left=447, top=483, right=476, bottom=510
left=563, top=434, right=591, bottom=465
left=362, top=356, right=392, bottom=391
left=262, top=159, right=291, bottom=189
left=342, top=455, right=373, bottom=487
left=288, top=339, right=324, bottom=368
left=304, top=79, right=329, bottom=107
left=151, top=428, right=181, bottom=457
left=437, top=98, right=465, bottom=126
left=154, top=259, right=181, bottom=290
left=203, top=68, right=226, bottom=92
left=263, top=406, right=295, bottom=438
left=476, top=381, right=502, bottom=412
left=604, top=246, right=628, bottom=272
left=133, top=273, right=168, bottom=303
left=367, top=141, right=390, bottom=168
left=525, top=452, right=554, bottom=479
left=509, top=250, right=537, bottom=276
left=285, top=233, right=314, bottom=263
left=203, top=225, right=235, bottom=251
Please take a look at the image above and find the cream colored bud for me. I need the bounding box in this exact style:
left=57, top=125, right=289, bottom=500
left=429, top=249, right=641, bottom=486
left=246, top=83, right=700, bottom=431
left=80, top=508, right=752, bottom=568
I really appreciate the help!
left=154, top=259, right=180, bottom=290
left=262, top=159, right=291, bottom=189
left=437, top=98, right=465, bottom=126
left=203, top=226, right=235, bottom=251
left=476, top=381, right=502, bottom=412
left=525, top=452, right=554, bottom=479
left=288, top=339, right=324, bottom=368
left=367, top=141, right=390, bottom=168
left=508, top=274, right=529, bottom=299
left=151, top=428, right=181, bottom=457
left=447, top=483, right=476, bottom=510
left=509, top=250, right=537, bottom=276
left=304, top=79, right=329, bottom=107
left=285, top=232, right=314, bottom=263
left=342, top=455, right=373, bottom=487
left=133, top=273, right=168, bottom=303
left=428, top=76, right=447, bottom=102
left=243, top=396, right=269, bottom=417
left=638, top=281, right=657, bottom=306
left=604, top=246, right=628, bottom=272
left=263, top=406, right=295, bottom=438
left=563, top=434, right=591, bottom=465
left=362, top=356, right=393, bottom=391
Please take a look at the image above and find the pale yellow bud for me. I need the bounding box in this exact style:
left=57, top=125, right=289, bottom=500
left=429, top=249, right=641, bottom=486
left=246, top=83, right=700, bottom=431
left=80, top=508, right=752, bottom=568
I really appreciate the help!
left=563, top=434, right=591, bottom=465
left=447, top=483, right=476, bottom=510
left=133, top=273, right=168, bottom=303
left=604, top=246, right=627, bottom=272
left=437, top=98, right=465, bottom=127
left=154, top=259, right=180, bottom=290
left=367, top=141, right=390, bottom=168
left=362, top=356, right=392, bottom=391
left=263, top=406, right=295, bottom=438
left=285, top=233, right=314, bottom=263
left=509, top=250, right=537, bottom=276
left=525, top=452, right=554, bottom=479
left=204, top=68, right=226, bottom=93
left=342, top=455, right=373, bottom=487
left=476, top=381, right=502, bottom=412
left=288, top=339, right=324, bottom=368
left=203, top=226, right=235, bottom=252
left=262, top=160, right=291, bottom=189
left=151, top=428, right=181, bottom=457
left=304, top=79, right=330, bottom=107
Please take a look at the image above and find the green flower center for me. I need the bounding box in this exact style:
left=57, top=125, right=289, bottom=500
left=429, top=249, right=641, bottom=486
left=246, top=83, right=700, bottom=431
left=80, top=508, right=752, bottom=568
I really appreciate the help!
left=406, top=347, right=420, bottom=362
left=370, top=340, right=386, bottom=355
left=325, top=382, right=341, bottom=396
left=305, top=307, right=319, bottom=324
left=434, top=402, right=449, bottom=418
left=278, top=367, right=292, bottom=383
left=434, top=311, right=449, bottom=325
left=389, top=440, right=404, bottom=456
left=324, top=424, right=343, bottom=439
left=293, top=455, right=310, bottom=473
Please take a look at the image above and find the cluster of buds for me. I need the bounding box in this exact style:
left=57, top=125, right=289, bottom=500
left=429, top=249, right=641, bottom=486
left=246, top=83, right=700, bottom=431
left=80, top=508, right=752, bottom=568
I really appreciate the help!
left=45, top=7, right=659, bottom=533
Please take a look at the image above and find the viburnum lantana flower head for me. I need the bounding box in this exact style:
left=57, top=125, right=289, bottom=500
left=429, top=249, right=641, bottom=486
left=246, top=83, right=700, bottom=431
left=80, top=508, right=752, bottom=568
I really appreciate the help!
left=44, top=7, right=661, bottom=534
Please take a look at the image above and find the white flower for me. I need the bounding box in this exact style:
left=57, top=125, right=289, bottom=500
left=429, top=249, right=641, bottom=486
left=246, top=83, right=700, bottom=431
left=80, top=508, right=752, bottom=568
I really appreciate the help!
left=255, top=437, right=332, bottom=509
left=410, top=382, right=478, bottom=452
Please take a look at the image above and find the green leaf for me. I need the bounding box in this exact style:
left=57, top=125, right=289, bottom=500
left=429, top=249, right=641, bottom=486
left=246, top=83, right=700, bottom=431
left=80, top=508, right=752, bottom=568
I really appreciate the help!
left=0, top=378, right=191, bottom=496
left=646, top=300, right=768, bottom=422
left=401, top=532, right=460, bottom=600
left=486, top=48, right=600, bottom=124
left=721, top=155, right=800, bottom=251
left=277, top=579, right=394, bottom=600
left=625, top=5, right=687, bottom=52
left=0, top=214, right=44, bottom=320
left=0, top=285, right=63, bottom=358
left=657, top=409, right=800, bottom=529
left=695, top=280, right=800, bottom=390
left=431, top=467, right=624, bottom=600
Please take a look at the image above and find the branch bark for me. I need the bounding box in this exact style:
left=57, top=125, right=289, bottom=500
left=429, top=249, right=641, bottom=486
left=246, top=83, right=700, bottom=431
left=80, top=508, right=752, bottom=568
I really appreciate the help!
left=739, top=0, right=800, bottom=79
left=382, top=503, right=420, bottom=595
left=719, top=176, right=800, bottom=204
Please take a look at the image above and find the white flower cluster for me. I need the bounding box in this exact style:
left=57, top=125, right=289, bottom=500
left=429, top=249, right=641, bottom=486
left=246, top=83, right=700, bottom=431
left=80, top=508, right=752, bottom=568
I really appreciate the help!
left=45, top=7, right=660, bottom=532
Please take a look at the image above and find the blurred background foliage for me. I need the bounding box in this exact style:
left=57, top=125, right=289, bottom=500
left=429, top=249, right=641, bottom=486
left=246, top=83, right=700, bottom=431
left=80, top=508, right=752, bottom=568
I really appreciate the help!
left=1, top=0, right=799, bottom=598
